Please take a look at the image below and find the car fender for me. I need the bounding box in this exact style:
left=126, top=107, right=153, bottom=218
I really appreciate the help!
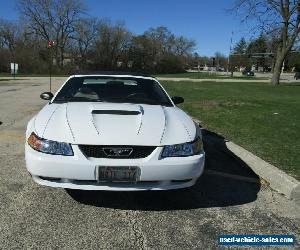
left=26, top=115, right=37, bottom=138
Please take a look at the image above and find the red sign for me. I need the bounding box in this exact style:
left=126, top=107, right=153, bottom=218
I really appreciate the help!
left=48, top=40, right=55, bottom=47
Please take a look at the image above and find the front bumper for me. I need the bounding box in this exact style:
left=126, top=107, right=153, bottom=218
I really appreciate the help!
left=25, top=144, right=205, bottom=191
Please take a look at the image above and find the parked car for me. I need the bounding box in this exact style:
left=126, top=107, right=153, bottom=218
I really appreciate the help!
left=242, top=68, right=255, bottom=76
left=294, top=72, right=300, bottom=80
left=25, top=72, right=205, bottom=191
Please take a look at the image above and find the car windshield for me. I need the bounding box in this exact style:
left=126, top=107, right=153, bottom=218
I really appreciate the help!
left=53, top=76, right=173, bottom=106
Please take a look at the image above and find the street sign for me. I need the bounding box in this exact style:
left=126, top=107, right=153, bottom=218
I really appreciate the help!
left=48, top=40, right=55, bottom=47
left=10, top=63, right=18, bottom=76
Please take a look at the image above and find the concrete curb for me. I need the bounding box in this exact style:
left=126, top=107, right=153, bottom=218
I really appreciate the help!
left=193, top=118, right=300, bottom=203
left=225, top=141, right=300, bottom=202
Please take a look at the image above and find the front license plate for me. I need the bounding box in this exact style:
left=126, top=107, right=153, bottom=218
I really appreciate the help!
left=97, top=166, right=140, bottom=182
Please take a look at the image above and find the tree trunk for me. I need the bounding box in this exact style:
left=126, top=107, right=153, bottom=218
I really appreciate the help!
left=60, top=47, right=64, bottom=69
left=271, top=52, right=285, bottom=85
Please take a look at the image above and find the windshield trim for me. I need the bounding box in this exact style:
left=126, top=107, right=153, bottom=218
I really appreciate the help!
left=51, top=76, right=174, bottom=107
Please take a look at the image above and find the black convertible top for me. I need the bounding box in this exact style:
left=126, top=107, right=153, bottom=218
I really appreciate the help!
left=71, top=71, right=155, bottom=78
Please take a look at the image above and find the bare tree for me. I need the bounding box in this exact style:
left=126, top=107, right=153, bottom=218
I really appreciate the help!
left=1, top=6, right=198, bottom=74
left=172, top=36, right=196, bottom=56
left=71, top=17, right=98, bottom=68
left=0, top=19, right=20, bottom=61
left=129, top=34, right=154, bottom=71
left=17, top=0, right=84, bottom=69
left=129, top=26, right=196, bottom=73
left=93, top=20, right=132, bottom=70
left=233, top=0, right=300, bottom=85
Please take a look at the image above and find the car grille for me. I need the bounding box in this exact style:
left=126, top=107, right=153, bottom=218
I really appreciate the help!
left=79, top=145, right=156, bottom=159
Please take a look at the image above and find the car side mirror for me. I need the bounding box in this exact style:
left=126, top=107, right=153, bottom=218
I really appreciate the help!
left=40, top=92, right=54, bottom=100
left=171, top=96, right=184, bottom=105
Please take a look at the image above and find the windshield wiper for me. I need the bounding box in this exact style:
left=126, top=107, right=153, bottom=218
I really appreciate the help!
left=69, top=97, right=103, bottom=102
left=54, top=96, right=103, bottom=103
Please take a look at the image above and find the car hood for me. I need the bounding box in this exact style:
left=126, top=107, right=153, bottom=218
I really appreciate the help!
left=34, top=102, right=196, bottom=146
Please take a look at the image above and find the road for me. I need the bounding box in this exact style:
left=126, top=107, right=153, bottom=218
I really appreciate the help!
left=0, top=72, right=298, bottom=83
left=0, top=78, right=299, bottom=249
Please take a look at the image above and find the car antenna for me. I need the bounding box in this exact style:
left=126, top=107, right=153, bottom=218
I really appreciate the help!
left=48, top=40, right=55, bottom=92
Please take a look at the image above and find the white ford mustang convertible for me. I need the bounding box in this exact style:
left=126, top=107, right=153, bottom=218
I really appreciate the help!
left=25, top=73, right=205, bottom=191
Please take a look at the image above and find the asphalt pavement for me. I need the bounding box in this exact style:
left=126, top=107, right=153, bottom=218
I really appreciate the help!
left=0, top=78, right=299, bottom=249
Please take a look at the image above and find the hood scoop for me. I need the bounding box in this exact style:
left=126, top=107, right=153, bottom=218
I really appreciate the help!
left=92, top=110, right=141, bottom=115
left=91, top=105, right=144, bottom=137
left=61, top=102, right=170, bottom=145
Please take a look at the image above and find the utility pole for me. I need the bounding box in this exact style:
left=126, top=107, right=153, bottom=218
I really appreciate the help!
left=13, top=63, right=15, bottom=80
left=227, top=31, right=234, bottom=76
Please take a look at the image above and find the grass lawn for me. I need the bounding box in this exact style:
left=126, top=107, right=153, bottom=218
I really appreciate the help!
left=161, top=81, right=300, bottom=179
left=157, top=72, right=268, bottom=80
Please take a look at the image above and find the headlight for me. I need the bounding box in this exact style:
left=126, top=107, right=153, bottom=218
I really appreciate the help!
left=161, top=137, right=203, bottom=158
left=27, top=132, right=73, bottom=156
